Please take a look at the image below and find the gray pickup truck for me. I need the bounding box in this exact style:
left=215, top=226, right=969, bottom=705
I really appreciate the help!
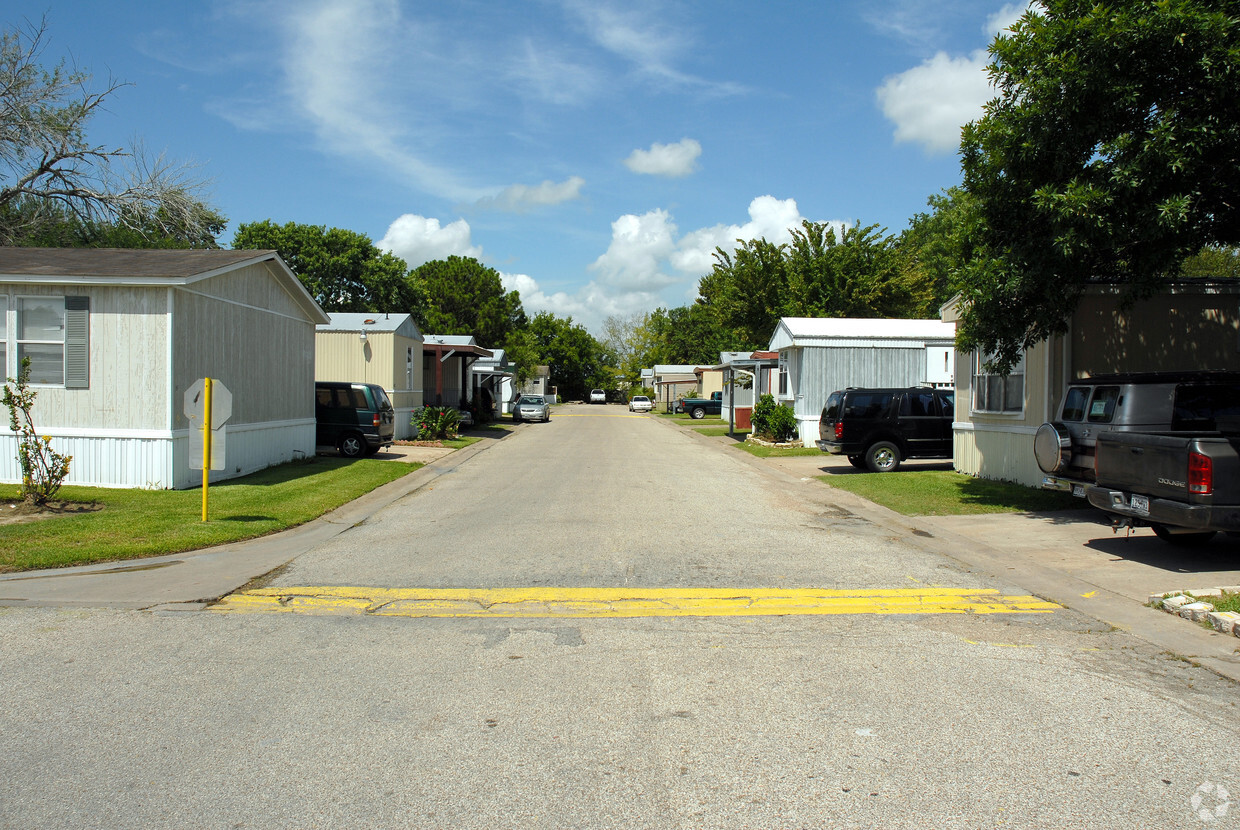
left=1086, top=431, right=1240, bottom=545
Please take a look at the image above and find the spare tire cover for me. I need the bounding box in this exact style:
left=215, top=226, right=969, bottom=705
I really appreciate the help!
left=1034, top=422, right=1072, bottom=474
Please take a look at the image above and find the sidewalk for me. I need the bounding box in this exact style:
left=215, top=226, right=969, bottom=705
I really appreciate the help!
left=750, top=447, right=1240, bottom=680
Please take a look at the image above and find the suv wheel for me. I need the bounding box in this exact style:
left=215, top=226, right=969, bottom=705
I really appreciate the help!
left=864, top=441, right=901, bottom=473
left=339, top=433, right=366, bottom=458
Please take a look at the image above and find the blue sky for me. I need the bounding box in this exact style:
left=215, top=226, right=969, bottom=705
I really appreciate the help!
left=29, top=0, right=1027, bottom=335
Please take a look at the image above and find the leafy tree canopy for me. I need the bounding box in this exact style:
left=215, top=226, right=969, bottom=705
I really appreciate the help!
left=412, top=256, right=526, bottom=349
left=232, top=220, right=423, bottom=316
left=957, top=0, right=1240, bottom=370
left=0, top=17, right=222, bottom=246
left=1, top=198, right=225, bottom=248
left=510, top=312, right=609, bottom=400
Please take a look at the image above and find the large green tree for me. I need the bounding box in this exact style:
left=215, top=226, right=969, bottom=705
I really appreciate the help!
left=2, top=199, right=225, bottom=248
left=510, top=312, right=608, bottom=400
left=412, top=256, right=526, bottom=348
left=232, top=220, right=423, bottom=315
left=0, top=18, right=221, bottom=246
left=957, top=0, right=1240, bottom=370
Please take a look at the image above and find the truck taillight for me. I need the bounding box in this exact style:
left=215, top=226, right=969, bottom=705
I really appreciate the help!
left=1189, top=452, right=1212, bottom=495
left=373, top=413, right=381, bottom=427
left=833, top=421, right=843, bottom=440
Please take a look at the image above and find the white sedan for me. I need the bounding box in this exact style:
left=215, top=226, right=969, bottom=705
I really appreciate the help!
left=628, top=395, right=653, bottom=412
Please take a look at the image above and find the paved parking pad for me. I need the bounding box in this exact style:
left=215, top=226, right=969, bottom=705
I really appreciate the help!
left=212, top=585, right=1061, bottom=617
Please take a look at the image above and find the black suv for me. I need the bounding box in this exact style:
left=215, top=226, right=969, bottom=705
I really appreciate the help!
left=314, top=381, right=395, bottom=457
left=816, top=386, right=955, bottom=472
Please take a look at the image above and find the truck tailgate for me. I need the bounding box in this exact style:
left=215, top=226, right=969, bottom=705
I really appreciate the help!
left=1094, top=432, right=1202, bottom=501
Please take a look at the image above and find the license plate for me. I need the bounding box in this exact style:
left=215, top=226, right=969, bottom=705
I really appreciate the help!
left=1130, top=494, right=1150, bottom=515
left=1071, top=484, right=1085, bottom=498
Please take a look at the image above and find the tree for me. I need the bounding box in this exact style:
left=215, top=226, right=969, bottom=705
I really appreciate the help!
left=645, top=304, right=737, bottom=365
left=697, top=238, right=786, bottom=349
left=895, top=189, right=975, bottom=318
left=957, top=0, right=1240, bottom=370
left=0, top=17, right=222, bottom=246
left=1, top=198, right=226, bottom=248
left=412, top=256, right=526, bottom=348
left=515, top=312, right=608, bottom=400
left=232, top=220, right=424, bottom=316
left=600, top=312, right=664, bottom=388
left=784, top=221, right=921, bottom=320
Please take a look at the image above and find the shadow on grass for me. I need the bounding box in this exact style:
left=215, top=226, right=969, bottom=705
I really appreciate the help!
left=220, top=515, right=277, bottom=523
left=208, top=457, right=355, bottom=489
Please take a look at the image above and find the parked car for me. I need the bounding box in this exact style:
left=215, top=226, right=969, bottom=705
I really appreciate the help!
left=816, top=386, right=954, bottom=472
left=677, top=391, right=723, bottom=419
left=513, top=394, right=551, bottom=423
left=628, top=395, right=653, bottom=412
left=314, top=381, right=395, bottom=457
left=1034, top=371, right=1240, bottom=496
left=590, top=388, right=606, bottom=404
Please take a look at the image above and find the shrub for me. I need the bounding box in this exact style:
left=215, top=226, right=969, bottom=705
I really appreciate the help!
left=414, top=406, right=460, bottom=440
left=2, top=358, right=72, bottom=504
left=751, top=393, right=798, bottom=442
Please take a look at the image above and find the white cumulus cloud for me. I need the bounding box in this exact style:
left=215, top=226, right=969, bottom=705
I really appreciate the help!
left=670, top=196, right=813, bottom=275
left=505, top=196, right=848, bottom=335
left=624, top=138, right=701, bottom=178
left=377, top=214, right=481, bottom=268
left=474, top=176, right=586, bottom=212
left=875, top=50, right=993, bottom=154
left=588, top=210, right=680, bottom=293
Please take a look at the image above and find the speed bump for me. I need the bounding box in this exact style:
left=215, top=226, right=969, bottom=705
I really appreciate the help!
left=211, top=586, right=1060, bottom=618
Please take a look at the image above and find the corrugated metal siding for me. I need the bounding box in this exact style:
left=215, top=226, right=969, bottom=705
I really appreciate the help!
left=0, top=432, right=171, bottom=488
left=174, top=419, right=316, bottom=489
left=953, top=425, right=1041, bottom=487
left=790, top=345, right=931, bottom=442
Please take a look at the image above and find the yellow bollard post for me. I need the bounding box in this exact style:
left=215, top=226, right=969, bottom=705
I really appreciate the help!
left=201, top=377, right=212, bottom=522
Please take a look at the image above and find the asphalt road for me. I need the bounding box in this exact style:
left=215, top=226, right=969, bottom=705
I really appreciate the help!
left=2, top=407, right=1238, bottom=829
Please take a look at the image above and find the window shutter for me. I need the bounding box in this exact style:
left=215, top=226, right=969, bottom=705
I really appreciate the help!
left=65, top=296, right=89, bottom=389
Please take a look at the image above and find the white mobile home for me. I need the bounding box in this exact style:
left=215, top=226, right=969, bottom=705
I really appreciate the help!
left=944, top=281, right=1240, bottom=486
left=0, top=248, right=329, bottom=489
left=769, top=317, right=957, bottom=444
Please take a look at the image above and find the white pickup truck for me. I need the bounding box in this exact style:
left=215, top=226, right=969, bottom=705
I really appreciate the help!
left=589, top=389, right=606, bottom=404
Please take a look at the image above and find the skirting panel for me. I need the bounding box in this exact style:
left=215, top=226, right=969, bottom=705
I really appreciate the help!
left=0, top=420, right=316, bottom=490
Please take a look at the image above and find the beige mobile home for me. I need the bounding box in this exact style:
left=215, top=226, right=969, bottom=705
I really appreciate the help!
left=315, top=313, right=424, bottom=438
left=944, top=281, right=1240, bottom=487
left=0, top=248, right=328, bottom=489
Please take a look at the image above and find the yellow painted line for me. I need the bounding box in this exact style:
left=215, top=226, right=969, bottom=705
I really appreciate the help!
left=211, top=586, right=1061, bottom=618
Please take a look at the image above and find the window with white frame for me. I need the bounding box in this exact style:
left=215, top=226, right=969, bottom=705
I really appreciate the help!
left=18, top=297, right=66, bottom=384
left=971, top=351, right=1025, bottom=413
left=6, top=296, right=89, bottom=388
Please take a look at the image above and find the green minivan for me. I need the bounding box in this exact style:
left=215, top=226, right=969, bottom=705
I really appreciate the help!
left=314, top=381, right=395, bottom=457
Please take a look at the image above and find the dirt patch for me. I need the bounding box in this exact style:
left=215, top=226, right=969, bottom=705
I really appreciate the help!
left=394, top=440, right=447, bottom=448
left=0, top=500, right=103, bottom=526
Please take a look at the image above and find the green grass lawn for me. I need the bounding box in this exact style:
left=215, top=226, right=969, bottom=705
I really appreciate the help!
left=817, top=470, right=1089, bottom=516
left=0, top=458, right=417, bottom=572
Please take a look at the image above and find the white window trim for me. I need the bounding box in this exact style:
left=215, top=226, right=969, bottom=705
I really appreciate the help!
left=14, top=295, right=67, bottom=387
left=970, top=350, right=1026, bottom=416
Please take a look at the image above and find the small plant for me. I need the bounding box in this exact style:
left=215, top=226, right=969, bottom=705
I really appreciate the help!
left=414, top=406, right=460, bottom=440
left=2, top=357, right=72, bottom=505
left=751, top=394, right=798, bottom=442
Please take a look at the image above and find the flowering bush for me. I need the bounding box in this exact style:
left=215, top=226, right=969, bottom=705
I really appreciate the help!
left=414, top=406, right=460, bottom=440
left=2, top=358, right=72, bottom=504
